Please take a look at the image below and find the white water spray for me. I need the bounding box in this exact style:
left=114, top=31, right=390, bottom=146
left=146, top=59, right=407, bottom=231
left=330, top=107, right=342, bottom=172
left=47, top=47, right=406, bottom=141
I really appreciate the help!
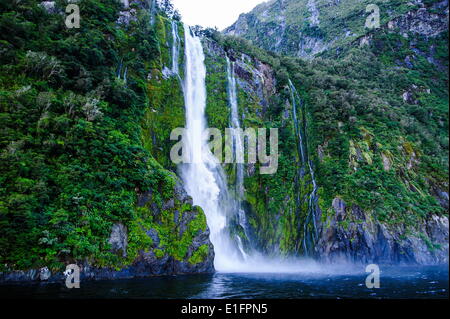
left=181, top=25, right=245, bottom=271
left=180, top=24, right=324, bottom=273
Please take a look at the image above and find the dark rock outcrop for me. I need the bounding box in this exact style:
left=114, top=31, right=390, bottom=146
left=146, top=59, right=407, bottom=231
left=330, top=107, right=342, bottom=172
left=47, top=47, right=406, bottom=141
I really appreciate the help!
left=317, top=197, right=449, bottom=265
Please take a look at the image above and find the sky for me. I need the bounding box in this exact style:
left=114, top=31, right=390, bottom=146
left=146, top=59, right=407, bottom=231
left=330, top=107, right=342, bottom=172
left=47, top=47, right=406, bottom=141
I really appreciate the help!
left=171, top=0, right=268, bottom=30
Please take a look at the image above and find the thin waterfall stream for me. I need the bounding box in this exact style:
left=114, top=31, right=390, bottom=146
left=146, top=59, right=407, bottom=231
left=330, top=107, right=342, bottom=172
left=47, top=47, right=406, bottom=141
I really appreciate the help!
left=171, top=20, right=180, bottom=76
left=226, top=56, right=252, bottom=257
left=288, top=79, right=319, bottom=255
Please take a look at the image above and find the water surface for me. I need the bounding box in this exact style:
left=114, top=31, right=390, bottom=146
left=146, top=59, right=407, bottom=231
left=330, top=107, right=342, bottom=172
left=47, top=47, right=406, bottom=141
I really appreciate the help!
left=1, top=265, right=447, bottom=299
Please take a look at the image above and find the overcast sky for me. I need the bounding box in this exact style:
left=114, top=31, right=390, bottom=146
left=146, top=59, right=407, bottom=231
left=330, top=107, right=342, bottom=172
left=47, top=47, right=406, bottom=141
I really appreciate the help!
left=172, top=0, right=267, bottom=30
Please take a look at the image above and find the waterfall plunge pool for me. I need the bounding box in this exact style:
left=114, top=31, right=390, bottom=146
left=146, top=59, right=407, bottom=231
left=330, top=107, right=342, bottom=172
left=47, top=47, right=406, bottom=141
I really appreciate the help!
left=1, top=264, right=447, bottom=299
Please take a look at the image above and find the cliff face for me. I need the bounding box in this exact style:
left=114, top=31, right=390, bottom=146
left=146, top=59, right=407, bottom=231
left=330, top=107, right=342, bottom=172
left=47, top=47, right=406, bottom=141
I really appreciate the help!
left=212, top=0, right=449, bottom=264
left=201, top=38, right=307, bottom=254
left=1, top=180, right=214, bottom=282
left=200, top=31, right=449, bottom=264
left=225, top=0, right=449, bottom=59
left=317, top=198, right=449, bottom=265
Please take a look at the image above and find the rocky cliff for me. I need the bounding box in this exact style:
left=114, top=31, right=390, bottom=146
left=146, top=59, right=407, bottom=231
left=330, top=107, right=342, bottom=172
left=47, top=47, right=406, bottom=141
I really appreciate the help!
left=317, top=198, right=448, bottom=264
left=1, top=179, right=214, bottom=282
left=225, top=0, right=449, bottom=59
left=203, top=28, right=449, bottom=264
left=221, top=0, right=449, bottom=265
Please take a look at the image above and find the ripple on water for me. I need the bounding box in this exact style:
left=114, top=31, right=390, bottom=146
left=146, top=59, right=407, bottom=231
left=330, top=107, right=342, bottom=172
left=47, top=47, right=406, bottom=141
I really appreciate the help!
left=0, top=265, right=448, bottom=299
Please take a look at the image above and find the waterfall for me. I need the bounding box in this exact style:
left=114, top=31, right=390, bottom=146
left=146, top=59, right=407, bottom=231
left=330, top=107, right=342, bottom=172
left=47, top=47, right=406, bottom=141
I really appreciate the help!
left=149, top=0, right=157, bottom=25
left=226, top=56, right=252, bottom=252
left=288, top=79, right=319, bottom=256
left=180, top=25, right=245, bottom=271
left=171, top=21, right=181, bottom=76
left=117, top=58, right=123, bottom=79
left=179, top=25, right=320, bottom=272
left=288, top=80, right=306, bottom=165
left=226, top=57, right=244, bottom=197
left=123, top=66, right=128, bottom=85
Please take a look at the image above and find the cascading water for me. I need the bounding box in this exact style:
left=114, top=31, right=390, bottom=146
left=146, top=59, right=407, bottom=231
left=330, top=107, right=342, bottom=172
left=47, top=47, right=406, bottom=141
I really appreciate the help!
left=226, top=57, right=244, bottom=197
left=171, top=20, right=181, bottom=76
left=179, top=24, right=323, bottom=272
left=116, top=58, right=127, bottom=84
left=180, top=25, right=245, bottom=271
left=149, top=0, right=157, bottom=25
left=226, top=56, right=252, bottom=256
left=288, top=79, right=319, bottom=256
left=117, top=58, right=123, bottom=79
left=123, top=66, right=128, bottom=85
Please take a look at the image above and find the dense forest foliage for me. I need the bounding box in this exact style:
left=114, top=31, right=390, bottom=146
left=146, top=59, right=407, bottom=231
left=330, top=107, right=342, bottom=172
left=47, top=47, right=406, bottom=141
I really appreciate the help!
left=0, top=0, right=195, bottom=271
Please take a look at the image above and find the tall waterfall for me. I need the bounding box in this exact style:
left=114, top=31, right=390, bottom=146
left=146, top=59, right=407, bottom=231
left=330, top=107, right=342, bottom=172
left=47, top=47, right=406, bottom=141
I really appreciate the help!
left=171, top=20, right=180, bottom=76
left=226, top=57, right=244, bottom=197
left=226, top=57, right=252, bottom=255
left=180, top=25, right=245, bottom=271
left=288, top=79, right=319, bottom=255
left=149, top=0, right=157, bottom=25
left=179, top=25, right=322, bottom=272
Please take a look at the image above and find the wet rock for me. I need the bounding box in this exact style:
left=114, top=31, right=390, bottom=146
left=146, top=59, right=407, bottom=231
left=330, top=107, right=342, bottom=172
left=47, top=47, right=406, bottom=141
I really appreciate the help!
left=118, top=8, right=138, bottom=26
left=203, top=38, right=276, bottom=115
left=388, top=4, right=449, bottom=37
left=174, top=180, right=192, bottom=205
left=163, top=198, right=175, bottom=210
left=332, top=197, right=346, bottom=221
left=137, top=190, right=152, bottom=207
left=146, top=228, right=160, bottom=247
left=317, top=198, right=449, bottom=265
left=381, top=153, right=392, bottom=171
left=433, top=187, right=449, bottom=210
left=0, top=269, right=38, bottom=282
left=108, top=223, right=128, bottom=257
left=39, top=267, right=51, bottom=281
left=161, top=66, right=173, bottom=80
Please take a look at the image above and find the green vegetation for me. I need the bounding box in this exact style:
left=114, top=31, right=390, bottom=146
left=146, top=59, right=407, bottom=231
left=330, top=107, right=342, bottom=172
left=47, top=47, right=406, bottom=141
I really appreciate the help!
left=0, top=0, right=207, bottom=272
left=201, top=0, right=448, bottom=255
left=225, top=0, right=424, bottom=58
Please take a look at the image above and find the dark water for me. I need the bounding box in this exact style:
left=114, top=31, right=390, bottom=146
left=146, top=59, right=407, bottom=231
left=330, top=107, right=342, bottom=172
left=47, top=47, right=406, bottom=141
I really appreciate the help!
left=1, top=265, right=448, bottom=299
